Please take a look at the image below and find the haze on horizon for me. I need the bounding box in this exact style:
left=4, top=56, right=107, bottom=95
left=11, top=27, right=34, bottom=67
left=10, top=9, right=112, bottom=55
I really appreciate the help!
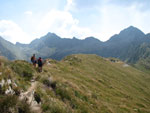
left=0, top=0, right=150, bottom=44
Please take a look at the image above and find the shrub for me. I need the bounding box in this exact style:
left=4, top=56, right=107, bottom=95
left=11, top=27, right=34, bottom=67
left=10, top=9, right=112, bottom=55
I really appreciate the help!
left=63, top=55, right=82, bottom=66
left=13, top=87, right=21, bottom=96
left=55, top=86, right=71, bottom=101
left=0, top=95, right=17, bottom=113
left=0, top=95, right=31, bottom=113
left=22, top=71, right=33, bottom=80
left=51, top=81, right=57, bottom=90
left=43, top=79, right=51, bottom=87
left=17, top=100, right=31, bottom=113
left=0, top=85, right=5, bottom=94
left=43, top=78, right=57, bottom=90
left=10, top=61, right=34, bottom=81
left=74, top=91, right=88, bottom=102
left=42, top=101, right=70, bottom=113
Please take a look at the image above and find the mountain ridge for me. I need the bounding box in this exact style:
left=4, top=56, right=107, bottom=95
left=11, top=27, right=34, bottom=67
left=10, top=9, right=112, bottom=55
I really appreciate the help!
left=0, top=26, right=150, bottom=70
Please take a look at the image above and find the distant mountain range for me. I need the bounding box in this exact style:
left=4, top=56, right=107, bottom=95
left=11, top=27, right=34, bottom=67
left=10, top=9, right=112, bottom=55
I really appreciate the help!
left=0, top=26, right=150, bottom=66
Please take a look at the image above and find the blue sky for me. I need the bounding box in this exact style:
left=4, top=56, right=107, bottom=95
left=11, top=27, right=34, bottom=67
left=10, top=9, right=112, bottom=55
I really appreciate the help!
left=0, top=0, right=150, bottom=44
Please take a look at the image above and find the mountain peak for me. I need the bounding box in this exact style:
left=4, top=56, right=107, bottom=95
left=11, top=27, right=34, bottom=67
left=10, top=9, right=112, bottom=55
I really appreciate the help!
left=120, top=26, right=145, bottom=36
left=85, top=36, right=101, bottom=42
left=40, top=32, right=61, bottom=41
left=46, top=32, right=60, bottom=38
left=128, top=25, right=136, bottom=29
left=72, top=37, right=79, bottom=40
left=107, top=26, right=145, bottom=43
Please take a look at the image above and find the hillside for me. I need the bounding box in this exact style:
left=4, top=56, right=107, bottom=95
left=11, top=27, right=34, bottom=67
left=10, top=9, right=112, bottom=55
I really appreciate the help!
left=0, top=54, right=150, bottom=113
left=0, top=37, right=27, bottom=60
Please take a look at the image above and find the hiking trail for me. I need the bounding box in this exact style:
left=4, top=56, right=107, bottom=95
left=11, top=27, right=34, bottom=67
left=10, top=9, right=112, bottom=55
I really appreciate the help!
left=19, top=80, right=42, bottom=113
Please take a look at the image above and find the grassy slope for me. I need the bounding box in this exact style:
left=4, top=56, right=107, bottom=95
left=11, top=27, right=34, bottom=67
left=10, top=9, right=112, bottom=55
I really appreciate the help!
left=36, top=54, right=150, bottom=113
left=133, top=58, right=150, bottom=75
left=0, top=56, right=37, bottom=91
left=0, top=57, right=36, bottom=113
left=0, top=54, right=150, bottom=113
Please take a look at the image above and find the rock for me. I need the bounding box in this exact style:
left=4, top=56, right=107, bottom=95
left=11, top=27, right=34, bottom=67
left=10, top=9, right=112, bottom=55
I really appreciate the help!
left=123, top=64, right=129, bottom=67
left=13, top=82, right=18, bottom=87
left=48, top=77, right=53, bottom=82
left=7, top=79, right=12, bottom=85
left=47, top=62, right=51, bottom=66
left=31, top=79, right=35, bottom=82
left=5, top=86, right=15, bottom=95
left=0, top=79, right=5, bottom=87
left=133, top=109, right=138, bottom=111
left=46, top=60, right=51, bottom=66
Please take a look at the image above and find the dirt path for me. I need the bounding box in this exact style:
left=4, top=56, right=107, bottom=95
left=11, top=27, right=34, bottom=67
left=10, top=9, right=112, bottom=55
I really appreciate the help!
left=19, top=81, right=42, bottom=113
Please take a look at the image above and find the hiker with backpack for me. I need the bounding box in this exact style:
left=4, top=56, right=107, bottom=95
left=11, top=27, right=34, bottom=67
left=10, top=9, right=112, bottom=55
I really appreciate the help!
left=38, top=57, right=43, bottom=72
left=31, top=54, right=36, bottom=67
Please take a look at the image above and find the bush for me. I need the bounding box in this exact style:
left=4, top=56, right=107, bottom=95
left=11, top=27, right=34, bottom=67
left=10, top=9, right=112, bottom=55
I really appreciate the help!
left=51, top=81, right=57, bottom=90
left=0, top=85, right=5, bottom=95
left=22, top=71, right=33, bottom=80
left=13, top=87, right=21, bottom=96
left=0, top=95, right=17, bottom=113
left=17, top=100, right=31, bottom=113
left=55, top=86, right=71, bottom=101
left=0, top=95, right=31, bottom=113
left=42, top=101, right=70, bottom=113
left=74, top=91, right=88, bottom=102
left=43, top=79, right=51, bottom=87
left=43, top=78, right=57, bottom=90
left=10, top=61, right=34, bottom=81
left=63, top=55, right=82, bottom=66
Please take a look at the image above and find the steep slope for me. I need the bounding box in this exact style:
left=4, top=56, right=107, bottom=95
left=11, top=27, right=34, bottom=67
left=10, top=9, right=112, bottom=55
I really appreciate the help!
left=1, top=54, right=150, bottom=113
left=37, top=54, right=150, bottom=113
left=0, top=56, right=36, bottom=113
left=102, top=26, right=146, bottom=60
left=0, top=36, right=26, bottom=60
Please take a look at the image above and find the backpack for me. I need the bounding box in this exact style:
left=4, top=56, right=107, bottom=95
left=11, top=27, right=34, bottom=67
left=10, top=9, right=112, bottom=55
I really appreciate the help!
left=31, top=56, right=34, bottom=62
left=38, top=59, right=42, bottom=65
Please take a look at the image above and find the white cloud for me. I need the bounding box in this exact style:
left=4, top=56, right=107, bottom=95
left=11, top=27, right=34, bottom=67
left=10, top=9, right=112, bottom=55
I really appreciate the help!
left=65, top=0, right=73, bottom=11
left=96, top=2, right=150, bottom=41
left=24, top=11, right=33, bottom=16
left=36, top=9, right=97, bottom=39
left=0, top=20, right=32, bottom=44
left=1, top=0, right=150, bottom=44
left=0, top=8, right=100, bottom=44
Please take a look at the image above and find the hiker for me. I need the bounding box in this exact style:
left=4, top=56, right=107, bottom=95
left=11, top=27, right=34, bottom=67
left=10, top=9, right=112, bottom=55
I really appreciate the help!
left=38, top=57, right=43, bottom=72
left=31, top=54, right=36, bottom=67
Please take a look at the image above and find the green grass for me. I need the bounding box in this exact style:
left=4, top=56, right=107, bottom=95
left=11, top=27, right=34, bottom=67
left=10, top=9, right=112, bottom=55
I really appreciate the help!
left=10, top=60, right=35, bottom=80
left=0, top=95, right=31, bottom=113
left=0, top=54, right=150, bottom=113
left=37, top=54, right=150, bottom=113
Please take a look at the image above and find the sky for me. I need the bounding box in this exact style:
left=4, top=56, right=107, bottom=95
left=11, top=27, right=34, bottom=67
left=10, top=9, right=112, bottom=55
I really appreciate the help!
left=0, top=0, right=150, bottom=44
